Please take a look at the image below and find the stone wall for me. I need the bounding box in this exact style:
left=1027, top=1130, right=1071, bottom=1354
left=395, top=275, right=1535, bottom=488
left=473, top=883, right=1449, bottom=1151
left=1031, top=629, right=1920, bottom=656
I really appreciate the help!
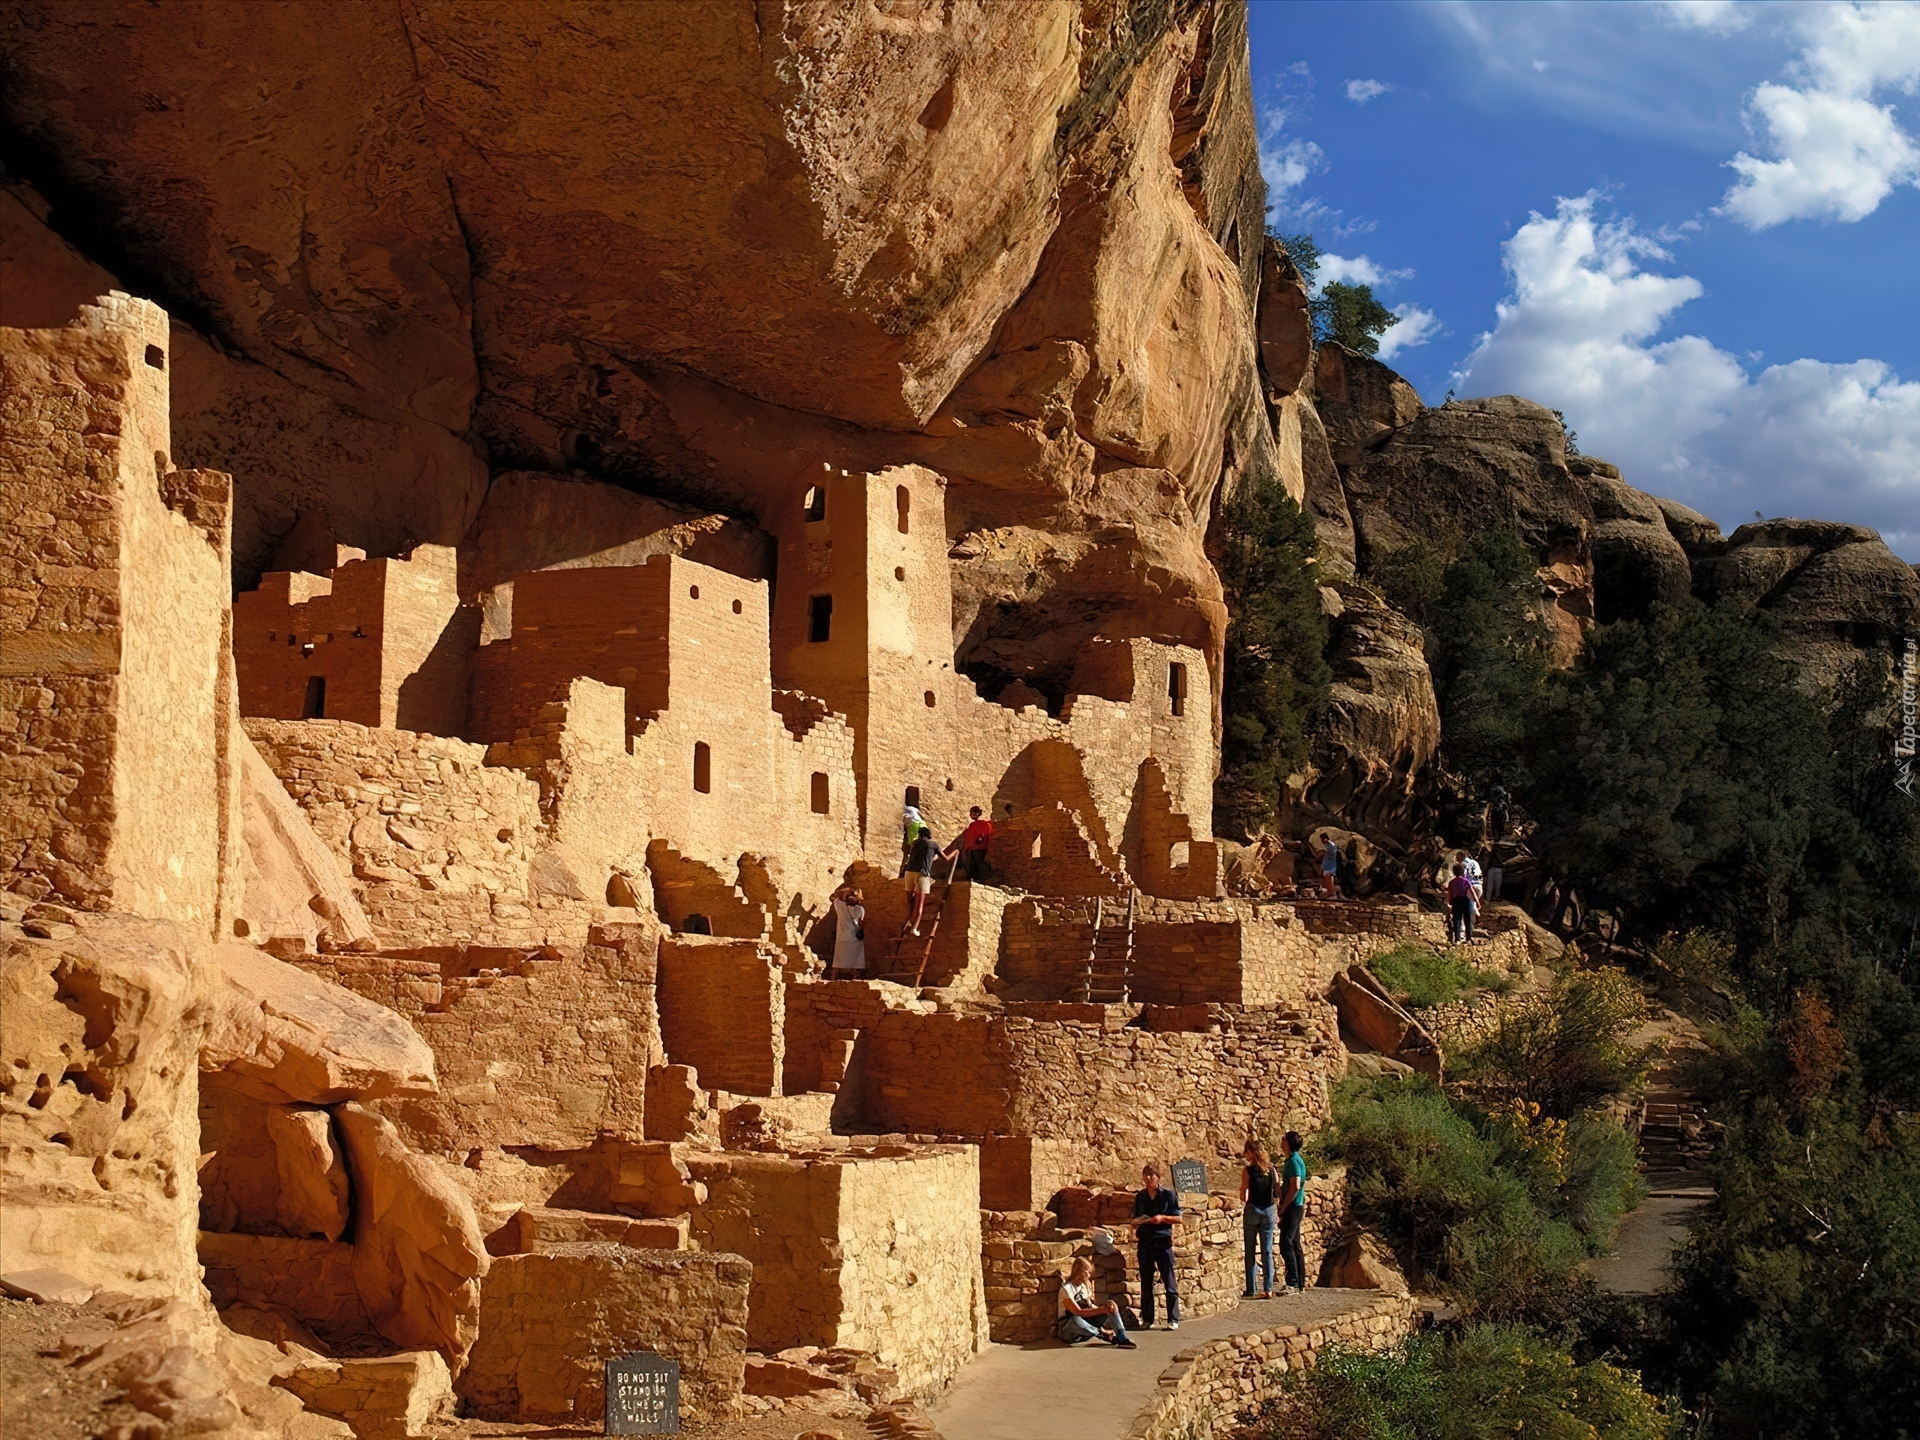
left=1, top=294, right=240, bottom=933
left=198, top=1230, right=381, bottom=1350
left=855, top=1003, right=1342, bottom=1188
left=658, top=936, right=786, bottom=1097
left=457, top=1245, right=751, bottom=1423
left=1135, top=1293, right=1420, bottom=1440
left=685, top=1145, right=987, bottom=1397
left=298, top=922, right=662, bottom=1157
left=246, top=717, right=598, bottom=948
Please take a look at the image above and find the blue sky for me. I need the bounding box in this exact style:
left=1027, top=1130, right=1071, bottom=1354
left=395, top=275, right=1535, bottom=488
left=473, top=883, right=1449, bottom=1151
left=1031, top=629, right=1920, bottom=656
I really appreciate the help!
left=1249, top=0, right=1920, bottom=557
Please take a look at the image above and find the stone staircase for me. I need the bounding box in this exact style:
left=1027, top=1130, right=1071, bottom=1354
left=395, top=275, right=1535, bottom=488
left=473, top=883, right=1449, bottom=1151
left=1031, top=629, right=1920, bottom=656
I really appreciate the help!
left=1638, top=1080, right=1715, bottom=1175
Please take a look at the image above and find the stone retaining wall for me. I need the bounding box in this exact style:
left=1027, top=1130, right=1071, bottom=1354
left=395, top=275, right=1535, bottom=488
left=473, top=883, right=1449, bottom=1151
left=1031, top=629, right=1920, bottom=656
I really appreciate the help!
left=1132, top=1293, right=1420, bottom=1440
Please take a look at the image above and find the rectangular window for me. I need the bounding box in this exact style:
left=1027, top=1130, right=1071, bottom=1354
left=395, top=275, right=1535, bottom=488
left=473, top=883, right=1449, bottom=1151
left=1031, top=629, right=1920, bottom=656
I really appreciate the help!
left=896, top=483, right=911, bottom=534
left=810, top=772, right=830, bottom=814
left=693, top=741, right=712, bottom=794
left=1168, top=661, right=1187, bottom=717
left=302, top=675, right=326, bottom=719
left=807, top=594, right=833, bottom=643
left=804, top=485, right=826, bottom=521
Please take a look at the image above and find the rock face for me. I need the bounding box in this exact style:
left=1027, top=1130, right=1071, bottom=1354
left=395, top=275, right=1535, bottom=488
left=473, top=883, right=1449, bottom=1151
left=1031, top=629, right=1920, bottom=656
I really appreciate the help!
left=333, top=1103, right=490, bottom=1371
left=1569, top=458, right=1693, bottom=624
left=1306, top=584, right=1439, bottom=839
left=1694, top=520, right=1920, bottom=686
left=0, top=1, right=1272, bottom=695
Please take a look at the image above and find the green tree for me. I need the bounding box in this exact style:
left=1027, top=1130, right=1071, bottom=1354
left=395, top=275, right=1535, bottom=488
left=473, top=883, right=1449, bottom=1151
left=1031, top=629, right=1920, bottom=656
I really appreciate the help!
left=1270, top=229, right=1400, bottom=356
left=1426, top=528, right=1553, bottom=794
left=1214, top=476, right=1331, bottom=839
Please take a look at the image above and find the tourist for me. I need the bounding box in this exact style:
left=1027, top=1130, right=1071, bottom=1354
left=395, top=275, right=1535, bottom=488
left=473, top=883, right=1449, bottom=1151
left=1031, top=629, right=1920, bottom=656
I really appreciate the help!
left=900, top=799, right=927, bottom=875
left=829, top=885, right=865, bottom=978
left=1447, top=861, right=1476, bottom=943
left=1127, top=1163, right=1182, bottom=1329
left=1487, top=785, right=1510, bottom=843
left=1317, top=833, right=1340, bottom=898
left=1240, top=1141, right=1278, bottom=1298
left=1055, top=1257, right=1135, bottom=1348
left=904, top=825, right=941, bottom=934
left=1278, top=1131, right=1309, bottom=1294
left=1481, top=846, right=1503, bottom=903
left=1455, top=848, right=1484, bottom=902
left=944, top=805, right=994, bottom=884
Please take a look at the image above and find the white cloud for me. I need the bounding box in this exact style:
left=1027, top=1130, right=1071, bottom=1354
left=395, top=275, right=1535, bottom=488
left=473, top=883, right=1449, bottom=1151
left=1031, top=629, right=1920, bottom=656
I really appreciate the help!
left=1657, top=1, right=1750, bottom=33
left=1316, top=254, right=1414, bottom=288
left=1455, top=194, right=1920, bottom=556
left=1719, top=2, right=1920, bottom=227
left=1345, top=78, right=1390, bottom=103
left=1256, top=84, right=1325, bottom=215
left=1375, top=305, right=1442, bottom=362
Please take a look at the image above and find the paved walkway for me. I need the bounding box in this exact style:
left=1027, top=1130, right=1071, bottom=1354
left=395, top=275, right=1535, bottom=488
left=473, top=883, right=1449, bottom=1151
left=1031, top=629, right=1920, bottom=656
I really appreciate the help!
left=1591, top=1174, right=1713, bottom=1295
left=934, top=1289, right=1378, bottom=1440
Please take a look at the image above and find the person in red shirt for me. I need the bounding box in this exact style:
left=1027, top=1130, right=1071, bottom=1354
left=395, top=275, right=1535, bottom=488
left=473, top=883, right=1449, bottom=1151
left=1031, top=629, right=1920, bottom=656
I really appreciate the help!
left=943, top=806, right=994, bottom=885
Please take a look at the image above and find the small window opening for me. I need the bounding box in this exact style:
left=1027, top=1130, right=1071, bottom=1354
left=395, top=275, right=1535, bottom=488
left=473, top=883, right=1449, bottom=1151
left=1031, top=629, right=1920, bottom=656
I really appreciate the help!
left=689, top=584, right=700, bottom=599
left=810, top=772, right=830, bottom=814
left=804, top=486, right=827, bottom=521
left=1030, top=832, right=1043, bottom=860
left=1168, top=661, right=1188, bottom=717
left=731, top=599, right=743, bottom=614
left=693, top=742, right=712, bottom=794
left=945, top=777, right=954, bottom=791
left=807, top=594, right=833, bottom=643
left=683, top=913, right=712, bottom=936
left=896, top=484, right=911, bottom=534
left=144, top=344, right=165, bottom=370
left=904, top=785, right=922, bottom=810
left=924, top=690, right=936, bottom=708
left=894, top=566, right=905, bottom=581
left=301, top=676, right=326, bottom=719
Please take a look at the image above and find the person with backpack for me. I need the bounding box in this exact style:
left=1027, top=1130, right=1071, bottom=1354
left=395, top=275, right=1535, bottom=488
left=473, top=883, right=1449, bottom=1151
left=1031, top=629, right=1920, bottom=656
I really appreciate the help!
left=1447, top=861, right=1477, bottom=943
left=1278, top=1131, right=1309, bottom=1294
left=1240, top=1140, right=1279, bottom=1298
left=904, top=825, right=941, bottom=935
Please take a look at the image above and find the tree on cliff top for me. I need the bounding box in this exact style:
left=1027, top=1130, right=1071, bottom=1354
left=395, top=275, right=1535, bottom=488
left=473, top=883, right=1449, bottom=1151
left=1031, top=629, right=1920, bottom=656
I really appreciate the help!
left=1215, top=475, right=1331, bottom=840
left=1271, top=230, right=1401, bottom=357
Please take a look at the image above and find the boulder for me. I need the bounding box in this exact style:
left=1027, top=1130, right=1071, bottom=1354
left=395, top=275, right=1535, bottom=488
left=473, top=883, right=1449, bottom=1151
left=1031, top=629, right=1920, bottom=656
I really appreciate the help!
left=1, top=917, right=203, bottom=1295
left=1319, top=1232, right=1409, bottom=1295
left=1570, top=459, right=1692, bottom=622
left=275, top=1352, right=457, bottom=1440
left=1694, top=519, right=1920, bottom=688
left=1654, top=495, right=1725, bottom=557
left=266, top=1106, right=352, bottom=1243
left=456, top=1246, right=752, bottom=1422
left=1257, top=238, right=1314, bottom=398
left=333, top=1104, right=488, bottom=1370
left=201, top=944, right=437, bottom=1105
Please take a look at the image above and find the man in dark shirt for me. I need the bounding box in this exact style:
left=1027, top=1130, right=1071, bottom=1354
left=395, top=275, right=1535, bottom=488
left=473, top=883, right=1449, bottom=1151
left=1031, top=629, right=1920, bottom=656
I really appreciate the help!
left=1127, top=1163, right=1183, bottom=1329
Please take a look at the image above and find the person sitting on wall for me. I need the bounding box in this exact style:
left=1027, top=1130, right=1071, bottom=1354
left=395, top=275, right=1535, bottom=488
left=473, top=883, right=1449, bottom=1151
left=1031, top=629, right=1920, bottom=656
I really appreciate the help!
left=829, top=885, right=865, bottom=979
left=1126, top=1163, right=1182, bottom=1330
left=1278, top=1130, right=1310, bottom=1295
left=943, top=805, right=994, bottom=885
left=1055, top=1257, right=1135, bottom=1348
left=904, top=825, right=942, bottom=935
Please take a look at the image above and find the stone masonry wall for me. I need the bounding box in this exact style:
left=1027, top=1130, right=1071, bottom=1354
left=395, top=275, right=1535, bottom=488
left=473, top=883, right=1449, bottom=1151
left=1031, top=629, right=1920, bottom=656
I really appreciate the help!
left=246, top=717, right=599, bottom=947
left=658, top=936, right=785, bottom=1097
left=857, top=1004, right=1343, bottom=1188
left=686, top=1146, right=986, bottom=1397
left=1136, top=1294, right=1420, bottom=1440
left=297, top=922, right=662, bottom=1157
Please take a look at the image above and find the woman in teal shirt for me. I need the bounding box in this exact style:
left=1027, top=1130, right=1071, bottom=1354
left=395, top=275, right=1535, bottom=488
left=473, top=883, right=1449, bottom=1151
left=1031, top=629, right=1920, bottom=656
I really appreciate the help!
left=1278, top=1130, right=1308, bottom=1294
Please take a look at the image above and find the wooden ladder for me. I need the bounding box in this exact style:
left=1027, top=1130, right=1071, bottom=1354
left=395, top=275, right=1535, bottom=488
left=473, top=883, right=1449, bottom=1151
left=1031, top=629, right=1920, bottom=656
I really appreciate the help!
left=878, top=854, right=961, bottom=988
left=1080, top=890, right=1136, bottom=1004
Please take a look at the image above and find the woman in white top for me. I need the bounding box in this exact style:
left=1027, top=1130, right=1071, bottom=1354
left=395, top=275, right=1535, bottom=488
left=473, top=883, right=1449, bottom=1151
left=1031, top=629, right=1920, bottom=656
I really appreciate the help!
left=830, top=886, right=866, bottom=978
left=1055, top=1257, right=1135, bottom=1347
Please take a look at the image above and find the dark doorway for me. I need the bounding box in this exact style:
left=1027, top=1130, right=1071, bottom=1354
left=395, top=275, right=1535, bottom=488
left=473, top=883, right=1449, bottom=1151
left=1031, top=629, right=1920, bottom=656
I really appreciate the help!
left=302, top=676, right=326, bottom=719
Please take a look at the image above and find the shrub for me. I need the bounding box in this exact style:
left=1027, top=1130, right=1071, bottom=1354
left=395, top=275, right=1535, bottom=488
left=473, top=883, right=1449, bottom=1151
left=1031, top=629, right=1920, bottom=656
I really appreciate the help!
left=1259, top=1324, right=1670, bottom=1440
left=1316, top=1077, right=1640, bottom=1324
left=1458, top=967, right=1650, bottom=1120
left=1367, top=943, right=1482, bottom=1009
